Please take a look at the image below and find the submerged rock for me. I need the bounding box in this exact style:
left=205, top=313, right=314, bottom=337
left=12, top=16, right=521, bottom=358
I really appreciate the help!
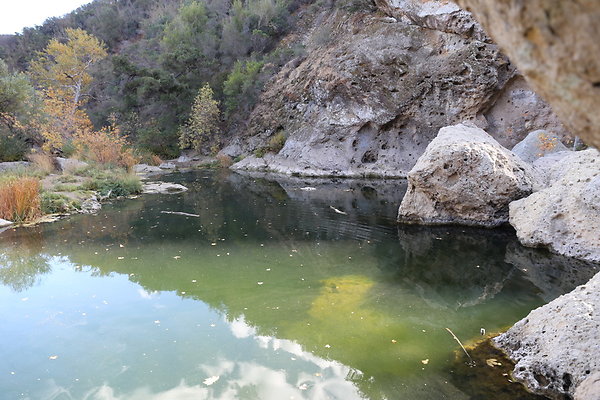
left=142, top=182, right=188, bottom=194
left=512, top=130, right=570, bottom=163
left=494, top=271, right=600, bottom=399
left=397, top=123, right=536, bottom=227
left=509, top=149, right=600, bottom=262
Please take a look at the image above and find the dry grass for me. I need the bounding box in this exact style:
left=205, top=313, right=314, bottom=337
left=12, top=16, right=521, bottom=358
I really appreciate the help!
left=0, top=177, right=42, bottom=222
left=216, top=154, right=233, bottom=168
left=150, top=154, right=163, bottom=166
left=28, top=152, right=55, bottom=174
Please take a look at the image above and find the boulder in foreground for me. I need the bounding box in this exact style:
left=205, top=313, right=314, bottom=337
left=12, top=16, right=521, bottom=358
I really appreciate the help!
left=494, top=271, right=600, bottom=400
left=398, top=123, right=536, bottom=227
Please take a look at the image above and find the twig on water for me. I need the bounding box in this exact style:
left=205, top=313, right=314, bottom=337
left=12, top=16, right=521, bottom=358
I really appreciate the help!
left=445, top=328, right=475, bottom=366
left=160, top=211, right=200, bottom=218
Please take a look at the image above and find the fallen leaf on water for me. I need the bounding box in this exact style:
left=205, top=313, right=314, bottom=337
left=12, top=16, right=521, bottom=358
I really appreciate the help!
left=49, top=355, right=58, bottom=360
left=391, top=339, right=397, bottom=344
left=173, top=256, right=181, bottom=259
left=486, top=358, right=502, bottom=367
left=421, top=359, right=429, bottom=365
left=203, top=376, right=219, bottom=385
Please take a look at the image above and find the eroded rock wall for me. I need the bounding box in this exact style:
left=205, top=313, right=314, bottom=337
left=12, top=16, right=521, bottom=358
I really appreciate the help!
left=228, top=1, right=567, bottom=177
left=456, top=0, right=600, bottom=149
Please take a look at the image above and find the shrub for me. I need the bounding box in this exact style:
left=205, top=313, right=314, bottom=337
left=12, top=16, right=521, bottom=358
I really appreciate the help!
left=0, top=134, right=28, bottom=161
left=74, top=123, right=138, bottom=170
left=0, top=177, right=41, bottom=222
left=40, top=192, right=81, bottom=214
left=80, top=170, right=142, bottom=198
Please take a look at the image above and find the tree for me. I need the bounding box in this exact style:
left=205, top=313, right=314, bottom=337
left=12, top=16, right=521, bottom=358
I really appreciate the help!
left=29, top=28, right=106, bottom=151
left=179, top=84, right=220, bottom=152
left=30, top=28, right=107, bottom=107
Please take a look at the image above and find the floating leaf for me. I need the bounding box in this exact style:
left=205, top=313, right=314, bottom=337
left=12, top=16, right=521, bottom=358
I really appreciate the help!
left=48, top=355, right=58, bottom=360
left=421, top=359, right=429, bottom=365
left=486, top=358, right=502, bottom=367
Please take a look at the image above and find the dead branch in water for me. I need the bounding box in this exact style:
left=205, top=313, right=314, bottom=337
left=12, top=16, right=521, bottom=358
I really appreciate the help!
left=446, top=327, right=475, bottom=366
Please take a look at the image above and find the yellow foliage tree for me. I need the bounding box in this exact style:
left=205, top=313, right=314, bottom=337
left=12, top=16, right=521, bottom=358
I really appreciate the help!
left=29, top=28, right=107, bottom=151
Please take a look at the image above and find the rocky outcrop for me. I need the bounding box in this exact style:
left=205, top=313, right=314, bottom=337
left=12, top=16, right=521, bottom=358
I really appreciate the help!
left=229, top=2, right=567, bottom=177
left=80, top=196, right=101, bottom=214
left=455, top=0, right=600, bottom=150
left=397, top=123, right=536, bottom=227
left=142, top=182, right=188, bottom=194
left=55, top=157, right=87, bottom=172
left=494, top=271, right=600, bottom=399
left=0, top=161, right=30, bottom=172
left=509, top=149, right=600, bottom=262
left=512, top=130, right=571, bottom=163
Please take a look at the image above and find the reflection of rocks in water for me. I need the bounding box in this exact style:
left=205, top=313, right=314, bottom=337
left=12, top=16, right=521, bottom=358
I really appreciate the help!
left=381, top=225, right=520, bottom=309
left=505, top=243, right=600, bottom=303
left=229, top=171, right=405, bottom=242
left=0, top=230, right=50, bottom=291
left=449, top=338, right=546, bottom=400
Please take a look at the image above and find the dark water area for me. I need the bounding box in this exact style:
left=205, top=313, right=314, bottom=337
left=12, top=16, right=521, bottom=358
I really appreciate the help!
left=0, top=170, right=597, bottom=400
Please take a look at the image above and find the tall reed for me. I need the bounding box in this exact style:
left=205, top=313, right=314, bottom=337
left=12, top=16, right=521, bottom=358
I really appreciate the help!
left=0, top=177, right=42, bottom=222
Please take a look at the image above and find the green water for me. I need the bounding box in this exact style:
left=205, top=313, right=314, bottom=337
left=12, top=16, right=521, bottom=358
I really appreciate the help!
left=0, top=170, right=597, bottom=400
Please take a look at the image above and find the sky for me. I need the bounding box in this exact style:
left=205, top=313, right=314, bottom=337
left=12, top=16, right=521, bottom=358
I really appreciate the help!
left=0, top=0, right=93, bottom=35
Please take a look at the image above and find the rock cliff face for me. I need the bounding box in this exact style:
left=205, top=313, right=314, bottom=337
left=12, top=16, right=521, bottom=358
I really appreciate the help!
left=456, top=0, right=600, bottom=150
left=228, top=1, right=567, bottom=177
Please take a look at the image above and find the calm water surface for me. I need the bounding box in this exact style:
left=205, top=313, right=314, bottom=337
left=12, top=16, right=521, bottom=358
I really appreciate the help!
left=0, top=170, right=597, bottom=400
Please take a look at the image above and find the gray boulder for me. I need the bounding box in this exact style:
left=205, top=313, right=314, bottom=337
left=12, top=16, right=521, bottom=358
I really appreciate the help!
left=133, top=164, right=163, bottom=175
left=81, top=196, right=101, bottom=214
left=142, top=182, right=188, bottom=194
left=512, top=130, right=570, bottom=163
left=0, top=161, right=30, bottom=172
left=494, top=271, right=600, bottom=400
left=158, top=162, right=176, bottom=170
left=397, top=123, right=537, bottom=227
left=55, top=157, right=88, bottom=172
left=509, top=149, right=600, bottom=262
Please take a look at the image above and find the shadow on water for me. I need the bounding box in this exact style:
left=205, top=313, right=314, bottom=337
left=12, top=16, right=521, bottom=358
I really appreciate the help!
left=0, top=169, right=598, bottom=400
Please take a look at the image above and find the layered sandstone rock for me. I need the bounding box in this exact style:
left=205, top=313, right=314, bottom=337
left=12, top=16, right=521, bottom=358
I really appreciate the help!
left=397, top=123, right=536, bottom=227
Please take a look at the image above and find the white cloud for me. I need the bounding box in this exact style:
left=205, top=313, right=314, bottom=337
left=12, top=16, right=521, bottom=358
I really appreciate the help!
left=0, top=1, right=94, bottom=35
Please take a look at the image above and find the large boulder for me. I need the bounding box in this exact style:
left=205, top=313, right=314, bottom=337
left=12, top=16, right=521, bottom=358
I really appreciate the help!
left=455, top=0, right=600, bottom=150
left=512, top=130, right=570, bottom=163
left=397, top=123, right=537, bottom=227
left=494, top=271, right=600, bottom=399
left=509, top=149, right=600, bottom=262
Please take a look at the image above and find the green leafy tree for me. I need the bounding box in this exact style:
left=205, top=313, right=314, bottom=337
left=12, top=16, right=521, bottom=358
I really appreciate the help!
left=223, top=59, right=264, bottom=116
left=179, top=84, right=220, bottom=152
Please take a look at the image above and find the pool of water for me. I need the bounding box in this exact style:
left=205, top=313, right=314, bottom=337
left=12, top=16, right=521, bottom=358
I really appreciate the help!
left=0, top=170, right=597, bottom=400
